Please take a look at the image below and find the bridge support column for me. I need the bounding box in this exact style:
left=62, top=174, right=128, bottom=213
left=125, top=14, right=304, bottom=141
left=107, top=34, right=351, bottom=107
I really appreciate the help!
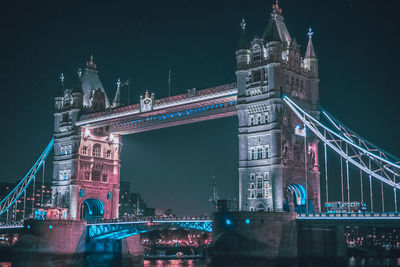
left=14, top=220, right=87, bottom=255
left=121, top=235, right=144, bottom=257
left=297, top=223, right=346, bottom=258
left=210, top=211, right=297, bottom=259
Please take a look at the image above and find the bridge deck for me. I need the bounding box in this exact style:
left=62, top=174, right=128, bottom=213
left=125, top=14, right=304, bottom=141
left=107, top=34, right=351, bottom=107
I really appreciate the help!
left=76, top=83, right=238, bottom=134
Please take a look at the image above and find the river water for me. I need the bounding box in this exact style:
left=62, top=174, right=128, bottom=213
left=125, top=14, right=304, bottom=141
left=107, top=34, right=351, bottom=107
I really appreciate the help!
left=4, top=257, right=400, bottom=267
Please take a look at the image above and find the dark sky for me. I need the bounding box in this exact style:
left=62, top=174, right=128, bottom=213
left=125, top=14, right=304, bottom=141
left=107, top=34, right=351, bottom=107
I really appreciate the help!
left=0, top=0, right=399, bottom=215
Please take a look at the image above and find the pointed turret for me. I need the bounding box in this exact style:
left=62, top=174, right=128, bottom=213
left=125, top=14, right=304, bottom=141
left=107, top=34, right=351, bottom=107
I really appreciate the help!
left=236, top=19, right=251, bottom=71
left=72, top=68, right=83, bottom=93
left=112, top=79, right=121, bottom=108
left=305, top=28, right=316, bottom=59
left=57, top=73, right=65, bottom=97
left=80, top=55, right=111, bottom=108
left=262, top=0, right=291, bottom=45
left=238, top=18, right=249, bottom=50
left=304, top=27, right=318, bottom=78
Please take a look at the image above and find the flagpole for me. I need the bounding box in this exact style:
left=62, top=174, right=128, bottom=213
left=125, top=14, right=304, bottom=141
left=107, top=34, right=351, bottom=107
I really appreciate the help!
left=127, top=79, right=131, bottom=105
left=168, top=68, right=171, bottom=97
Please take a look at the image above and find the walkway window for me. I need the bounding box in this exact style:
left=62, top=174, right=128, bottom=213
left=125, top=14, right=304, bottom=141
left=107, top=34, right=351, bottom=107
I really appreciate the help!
left=92, top=144, right=101, bottom=157
left=257, top=148, right=263, bottom=159
left=92, top=170, right=100, bottom=181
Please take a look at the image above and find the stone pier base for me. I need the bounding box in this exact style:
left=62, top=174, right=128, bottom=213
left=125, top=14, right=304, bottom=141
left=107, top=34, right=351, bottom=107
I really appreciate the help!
left=209, top=212, right=298, bottom=259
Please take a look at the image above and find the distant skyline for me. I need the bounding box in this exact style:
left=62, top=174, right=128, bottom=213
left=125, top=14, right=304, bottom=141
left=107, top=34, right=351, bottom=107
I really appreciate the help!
left=0, top=0, right=399, bottom=215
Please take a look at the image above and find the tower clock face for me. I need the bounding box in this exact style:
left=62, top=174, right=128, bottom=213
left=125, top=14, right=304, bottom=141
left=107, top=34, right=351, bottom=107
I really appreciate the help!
left=143, top=98, right=151, bottom=105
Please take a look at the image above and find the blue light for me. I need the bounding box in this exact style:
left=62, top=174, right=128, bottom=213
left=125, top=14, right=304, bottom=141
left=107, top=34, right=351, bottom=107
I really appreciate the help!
left=49, top=225, right=53, bottom=229
left=27, top=225, right=30, bottom=229
left=225, top=219, right=231, bottom=225
left=245, top=219, right=250, bottom=224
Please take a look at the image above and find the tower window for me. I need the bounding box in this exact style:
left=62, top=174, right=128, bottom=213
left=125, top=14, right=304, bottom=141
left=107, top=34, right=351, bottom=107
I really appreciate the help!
left=61, top=113, right=70, bottom=123
left=92, top=144, right=101, bottom=157
left=106, top=150, right=112, bottom=159
left=82, top=146, right=88, bottom=155
left=257, top=114, right=262, bottom=125
left=253, top=50, right=261, bottom=61
left=257, top=148, right=263, bottom=159
left=250, top=173, right=255, bottom=181
left=257, top=190, right=263, bottom=198
left=102, top=174, right=108, bottom=182
left=92, top=170, right=101, bottom=181
left=84, top=172, right=90, bottom=180
left=253, top=70, right=261, bottom=82
left=248, top=115, right=255, bottom=126
left=251, top=149, right=257, bottom=160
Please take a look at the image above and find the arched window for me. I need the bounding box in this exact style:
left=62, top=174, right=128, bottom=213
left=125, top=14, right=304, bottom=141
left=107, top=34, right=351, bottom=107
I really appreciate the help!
left=92, top=144, right=101, bottom=157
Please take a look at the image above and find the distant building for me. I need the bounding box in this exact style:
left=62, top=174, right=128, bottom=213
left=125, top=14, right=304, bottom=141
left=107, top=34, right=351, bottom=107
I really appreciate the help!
left=0, top=181, right=52, bottom=223
left=118, top=181, right=153, bottom=218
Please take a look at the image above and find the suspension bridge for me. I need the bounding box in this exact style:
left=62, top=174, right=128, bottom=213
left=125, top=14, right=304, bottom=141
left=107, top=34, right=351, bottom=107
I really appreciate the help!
left=0, top=93, right=399, bottom=231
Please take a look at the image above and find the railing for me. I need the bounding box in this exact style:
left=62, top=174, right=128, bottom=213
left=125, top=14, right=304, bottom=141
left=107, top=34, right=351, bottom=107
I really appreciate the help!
left=87, top=216, right=212, bottom=225
left=297, top=212, right=400, bottom=219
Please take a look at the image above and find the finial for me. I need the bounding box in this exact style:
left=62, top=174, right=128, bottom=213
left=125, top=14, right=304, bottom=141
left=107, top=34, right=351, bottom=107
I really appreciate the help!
left=117, top=78, right=121, bottom=89
left=240, top=18, right=246, bottom=31
left=307, top=27, right=314, bottom=39
left=145, top=90, right=150, bottom=98
left=77, top=68, right=82, bottom=78
left=60, top=73, right=64, bottom=83
left=272, top=0, right=282, bottom=15
left=86, top=55, right=97, bottom=69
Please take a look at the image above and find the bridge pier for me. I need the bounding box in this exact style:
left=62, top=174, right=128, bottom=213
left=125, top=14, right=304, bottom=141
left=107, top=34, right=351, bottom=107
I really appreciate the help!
left=13, top=220, right=144, bottom=264
left=297, top=222, right=347, bottom=258
left=210, top=211, right=298, bottom=259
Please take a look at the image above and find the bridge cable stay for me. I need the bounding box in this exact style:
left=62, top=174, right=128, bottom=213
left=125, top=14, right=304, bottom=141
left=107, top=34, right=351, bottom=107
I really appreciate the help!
left=322, top=108, right=400, bottom=211
left=322, top=108, right=400, bottom=212
left=0, top=138, right=54, bottom=218
left=282, top=95, right=400, bottom=212
left=41, top=161, right=45, bottom=207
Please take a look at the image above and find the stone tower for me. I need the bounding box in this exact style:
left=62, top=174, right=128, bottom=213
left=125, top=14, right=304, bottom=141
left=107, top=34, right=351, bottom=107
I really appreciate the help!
left=236, top=3, right=320, bottom=212
left=52, top=58, right=121, bottom=220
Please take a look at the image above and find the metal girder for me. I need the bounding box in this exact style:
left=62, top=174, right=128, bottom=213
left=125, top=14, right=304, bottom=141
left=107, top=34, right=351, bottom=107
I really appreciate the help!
left=0, top=139, right=53, bottom=216
left=283, top=95, right=400, bottom=190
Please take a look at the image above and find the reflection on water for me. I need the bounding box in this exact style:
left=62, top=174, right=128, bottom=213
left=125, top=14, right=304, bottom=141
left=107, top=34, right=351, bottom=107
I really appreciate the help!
left=7, top=256, right=400, bottom=266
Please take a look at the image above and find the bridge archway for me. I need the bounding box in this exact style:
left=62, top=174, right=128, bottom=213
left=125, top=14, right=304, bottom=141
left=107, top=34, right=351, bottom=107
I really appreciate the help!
left=80, top=198, right=104, bottom=220
left=285, top=183, right=307, bottom=213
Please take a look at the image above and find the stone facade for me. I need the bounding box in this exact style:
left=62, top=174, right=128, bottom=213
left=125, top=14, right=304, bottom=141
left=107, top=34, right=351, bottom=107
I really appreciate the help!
left=236, top=6, right=320, bottom=212
left=52, top=61, right=120, bottom=220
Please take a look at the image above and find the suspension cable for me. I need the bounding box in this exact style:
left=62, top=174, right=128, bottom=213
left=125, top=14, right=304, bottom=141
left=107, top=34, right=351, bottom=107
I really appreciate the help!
left=32, top=176, right=36, bottom=217
left=283, top=95, right=400, bottom=190
left=23, top=190, right=26, bottom=221
left=395, top=172, right=398, bottom=213
left=381, top=181, right=385, bottom=212
left=341, top=153, right=344, bottom=202
left=41, top=161, right=45, bottom=207
left=369, top=158, right=373, bottom=212
left=324, top=142, right=328, bottom=205
left=304, top=125, right=308, bottom=213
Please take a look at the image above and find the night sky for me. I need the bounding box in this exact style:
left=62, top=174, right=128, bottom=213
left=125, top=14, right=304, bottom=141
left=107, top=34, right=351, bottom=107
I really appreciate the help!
left=0, top=0, right=399, bottom=215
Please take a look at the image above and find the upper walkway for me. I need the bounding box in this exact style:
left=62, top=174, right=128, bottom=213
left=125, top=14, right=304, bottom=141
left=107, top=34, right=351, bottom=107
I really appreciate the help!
left=76, top=83, right=238, bottom=134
